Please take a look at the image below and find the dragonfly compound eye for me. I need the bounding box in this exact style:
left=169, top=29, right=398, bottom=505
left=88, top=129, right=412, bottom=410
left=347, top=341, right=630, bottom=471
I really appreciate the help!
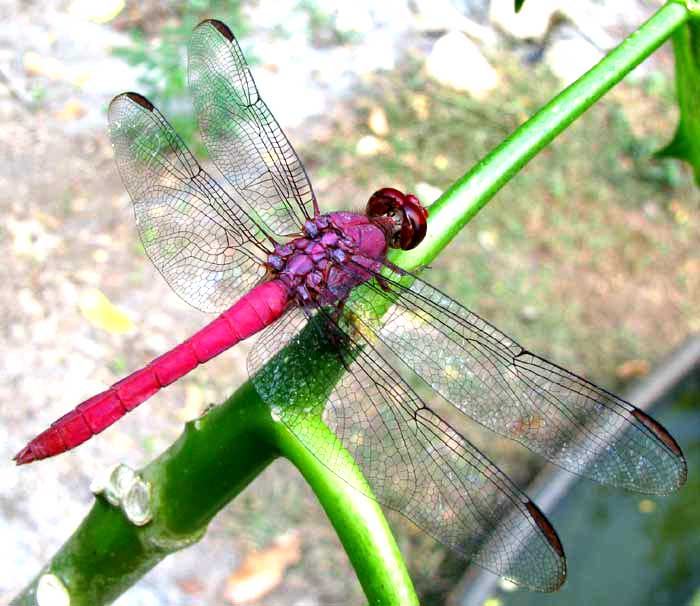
left=366, top=188, right=428, bottom=250
left=399, top=193, right=428, bottom=250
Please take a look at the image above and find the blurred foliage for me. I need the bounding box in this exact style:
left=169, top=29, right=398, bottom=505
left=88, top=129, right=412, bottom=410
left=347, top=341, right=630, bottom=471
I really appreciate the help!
left=295, top=0, right=362, bottom=46
left=112, top=0, right=249, bottom=157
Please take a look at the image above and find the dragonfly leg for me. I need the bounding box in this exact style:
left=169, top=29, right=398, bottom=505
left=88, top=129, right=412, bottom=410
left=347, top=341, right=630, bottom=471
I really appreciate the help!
left=376, top=275, right=392, bottom=292
left=331, top=299, right=347, bottom=323
left=382, top=259, right=431, bottom=275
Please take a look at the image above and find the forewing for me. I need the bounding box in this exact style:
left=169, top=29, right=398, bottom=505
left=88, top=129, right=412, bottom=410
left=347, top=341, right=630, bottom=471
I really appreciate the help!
left=345, top=268, right=687, bottom=495
left=249, top=305, right=565, bottom=591
left=189, top=19, right=318, bottom=237
left=108, top=92, right=268, bottom=313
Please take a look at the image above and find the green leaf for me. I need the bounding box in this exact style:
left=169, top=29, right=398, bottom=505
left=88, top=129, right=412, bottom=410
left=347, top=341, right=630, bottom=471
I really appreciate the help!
left=655, top=16, right=700, bottom=184
left=515, top=0, right=526, bottom=13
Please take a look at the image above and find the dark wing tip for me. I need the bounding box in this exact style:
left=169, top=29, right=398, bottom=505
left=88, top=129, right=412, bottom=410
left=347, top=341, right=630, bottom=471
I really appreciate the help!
left=631, top=408, right=688, bottom=486
left=631, top=408, right=684, bottom=457
left=109, top=92, right=155, bottom=112
left=525, top=500, right=567, bottom=590
left=195, top=18, right=234, bottom=41
left=125, top=92, right=155, bottom=111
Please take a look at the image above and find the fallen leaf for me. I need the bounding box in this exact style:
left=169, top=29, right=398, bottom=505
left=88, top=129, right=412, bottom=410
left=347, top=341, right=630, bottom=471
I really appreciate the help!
left=79, top=288, right=134, bottom=335
left=616, top=359, right=650, bottom=380
left=55, top=98, right=86, bottom=121
left=355, top=135, right=389, bottom=157
left=175, top=383, right=205, bottom=422
left=23, top=51, right=67, bottom=79
left=410, top=94, right=430, bottom=121
left=368, top=106, right=389, bottom=136
left=177, top=577, right=205, bottom=595
left=223, top=532, right=301, bottom=604
left=68, top=0, right=125, bottom=23
left=433, top=154, right=449, bottom=171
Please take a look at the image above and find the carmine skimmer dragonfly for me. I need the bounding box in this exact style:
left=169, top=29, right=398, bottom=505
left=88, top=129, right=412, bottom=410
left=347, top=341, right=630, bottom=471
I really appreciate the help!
left=15, top=19, right=686, bottom=591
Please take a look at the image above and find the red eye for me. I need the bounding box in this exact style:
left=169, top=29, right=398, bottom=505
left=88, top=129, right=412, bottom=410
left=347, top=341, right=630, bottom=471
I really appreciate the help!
left=366, top=188, right=428, bottom=250
left=400, top=194, right=428, bottom=250
left=366, top=187, right=405, bottom=217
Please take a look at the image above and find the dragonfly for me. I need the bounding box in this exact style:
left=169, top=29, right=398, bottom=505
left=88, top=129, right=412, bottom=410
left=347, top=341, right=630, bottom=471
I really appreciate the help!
left=15, top=19, right=686, bottom=592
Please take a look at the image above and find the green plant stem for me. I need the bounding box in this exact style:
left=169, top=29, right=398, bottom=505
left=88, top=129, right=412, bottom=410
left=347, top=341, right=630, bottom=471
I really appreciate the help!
left=274, top=413, right=418, bottom=605
left=13, top=2, right=691, bottom=605
left=392, top=0, right=690, bottom=272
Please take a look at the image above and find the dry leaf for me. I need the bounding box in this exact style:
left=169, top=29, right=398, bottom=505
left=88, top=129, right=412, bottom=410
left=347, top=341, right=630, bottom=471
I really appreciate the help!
left=355, top=135, right=389, bottom=157
left=410, top=94, right=430, bottom=120
left=79, top=288, right=134, bottom=335
left=616, top=359, right=650, bottom=380
left=68, top=0, right=125, bottom=23
left=223, top=532, right=301, bottom=604
left=177, top=576, right=205, bottom=595
left=433, top=154, right=449, bottom=171
left=175, top=383, right=205, bottom=422
left=23, top=52, right=67, bottom=80
left=367, top=106, right=389, bottom=136
left=55, top=98, right=86, bottom=121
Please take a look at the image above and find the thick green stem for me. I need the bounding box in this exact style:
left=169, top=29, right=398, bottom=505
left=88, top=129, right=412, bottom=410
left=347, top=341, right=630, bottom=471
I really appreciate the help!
left=13, top=2, right=691, bottom=605
left=273, top=414, right=418, bottom=605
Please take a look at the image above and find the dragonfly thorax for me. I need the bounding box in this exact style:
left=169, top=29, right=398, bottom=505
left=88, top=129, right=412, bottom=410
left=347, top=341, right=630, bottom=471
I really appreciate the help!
left=267, top=212, right=387, bottom=307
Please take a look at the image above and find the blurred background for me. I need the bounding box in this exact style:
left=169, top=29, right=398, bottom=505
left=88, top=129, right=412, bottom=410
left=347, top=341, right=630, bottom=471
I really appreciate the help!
left=1, top=0, right=698, bottom=605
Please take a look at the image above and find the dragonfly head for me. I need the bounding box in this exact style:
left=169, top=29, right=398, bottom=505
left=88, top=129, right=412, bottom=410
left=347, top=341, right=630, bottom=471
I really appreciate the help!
left=366, top=188, right=428, bottom=251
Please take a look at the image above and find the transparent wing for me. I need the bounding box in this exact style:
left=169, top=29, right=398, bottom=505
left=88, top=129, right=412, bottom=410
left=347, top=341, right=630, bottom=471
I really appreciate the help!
left=189, top=19, right=318, bottom=237
left=248, top=305, right=566, bottom=591
left=108, top=92, right=270, bottom=313
left=344, top=265, right=687, bottom=495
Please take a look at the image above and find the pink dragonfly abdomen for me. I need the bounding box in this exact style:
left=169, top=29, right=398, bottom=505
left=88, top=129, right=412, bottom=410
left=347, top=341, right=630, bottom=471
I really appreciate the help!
left=15, top=280, right=289, bottom=464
